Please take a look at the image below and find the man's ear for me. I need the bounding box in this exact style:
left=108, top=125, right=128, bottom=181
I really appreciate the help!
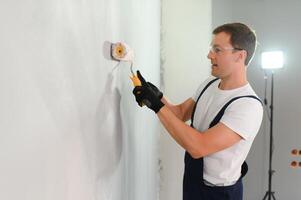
left=236, top=50, right=247, bottom=63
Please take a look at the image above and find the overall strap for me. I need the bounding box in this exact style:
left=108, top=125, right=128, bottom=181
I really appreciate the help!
left=191, top=78, right=219, bottom=126
left=209, top=95, right=262, bottom=178
left=209, top=95, right=263, bottom=128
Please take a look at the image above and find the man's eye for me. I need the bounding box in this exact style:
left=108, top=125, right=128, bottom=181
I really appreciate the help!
left=214, top=48, right=221, bottom=53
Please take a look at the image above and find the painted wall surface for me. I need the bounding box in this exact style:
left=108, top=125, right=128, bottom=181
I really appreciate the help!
left=0, top=1, right=160, bottom=200
left=160, top=0, right=211, bottom=199
left=212, top=0, right=301, bottom=199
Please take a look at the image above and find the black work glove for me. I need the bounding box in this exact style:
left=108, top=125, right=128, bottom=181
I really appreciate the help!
left=147, top=82, right=163, bottom=100
left=132, top=71, right=164, bottom=113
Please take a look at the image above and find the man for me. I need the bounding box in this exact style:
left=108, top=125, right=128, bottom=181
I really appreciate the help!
left=132, top=23, right=263, bottom=200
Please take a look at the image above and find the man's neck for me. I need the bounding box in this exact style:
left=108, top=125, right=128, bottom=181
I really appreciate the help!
left=218, top=73, right=248, bottom=90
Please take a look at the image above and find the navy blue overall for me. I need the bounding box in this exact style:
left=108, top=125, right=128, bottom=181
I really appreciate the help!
left=183, top=78, right=262, bottom=200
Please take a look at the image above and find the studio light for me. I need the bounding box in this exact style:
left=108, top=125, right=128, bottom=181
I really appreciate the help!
left=261, top=51, right=284, bottom=69
left=261, top=50, right=284, bottom=200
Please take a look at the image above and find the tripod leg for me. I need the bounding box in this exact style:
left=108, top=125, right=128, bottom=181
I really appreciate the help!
left=271, top=192, right=276, bottom=200
left=262, top=192, right=268, bottom=200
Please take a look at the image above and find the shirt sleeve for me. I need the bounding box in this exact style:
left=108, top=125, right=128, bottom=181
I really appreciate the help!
left=220, top=97, right=263, bottom=140
left=192, top=77, right=217, bottom=101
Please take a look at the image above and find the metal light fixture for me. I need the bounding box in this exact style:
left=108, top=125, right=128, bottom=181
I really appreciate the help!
left=261, top=50, right=284, bottom=200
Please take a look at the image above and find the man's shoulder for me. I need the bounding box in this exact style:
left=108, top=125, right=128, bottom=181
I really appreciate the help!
left=239, top=83, right=260, bottom=99
left=219, top=83, right=262, bottom=110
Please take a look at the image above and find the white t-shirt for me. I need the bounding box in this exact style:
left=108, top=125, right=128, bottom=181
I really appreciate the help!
left=192, top=77, right=263, bottom=185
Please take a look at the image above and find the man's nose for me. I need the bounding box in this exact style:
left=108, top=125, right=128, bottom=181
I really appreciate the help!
left=207, top=51, right=214, bottom=59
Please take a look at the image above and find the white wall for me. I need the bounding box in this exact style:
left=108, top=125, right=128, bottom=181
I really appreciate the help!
left=212, top=0, right=301, bottom=199
left=0, top=0, right=160, bottom=200
left=160, top=1, right=211, bottom=199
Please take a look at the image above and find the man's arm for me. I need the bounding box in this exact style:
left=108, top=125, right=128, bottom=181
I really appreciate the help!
left=131, top=70, right=242, bottom=158
left=157, top=105, right=242, bottom=158
left=161, top=97, right=195, bottom=122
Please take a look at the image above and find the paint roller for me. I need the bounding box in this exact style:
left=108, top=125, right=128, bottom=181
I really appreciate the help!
left=110, top=42, right=151, bottom=107
left=110, top=42, right=141, bottom=87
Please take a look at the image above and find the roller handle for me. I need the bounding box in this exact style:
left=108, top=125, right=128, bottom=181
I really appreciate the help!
left=130, top=75, right=151, bottom=107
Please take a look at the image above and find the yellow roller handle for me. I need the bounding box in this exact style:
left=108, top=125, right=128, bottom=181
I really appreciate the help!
left=130, top=74, right=142, bottom=87
left=131, top=74, right=146, bottom=106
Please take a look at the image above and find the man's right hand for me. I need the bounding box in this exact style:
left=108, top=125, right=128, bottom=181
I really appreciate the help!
left=147, top=82, right=163, bottom=100
left=136, top=71, right=163, bottom=100
left=132, top=71, right=165, bottom=113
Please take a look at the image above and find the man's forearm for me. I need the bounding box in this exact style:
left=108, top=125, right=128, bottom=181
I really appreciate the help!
left=157, top=105, right=205, bottom=158
left=161, top=97, right=195, bottom=122
left=161, top=97, right=184, bottom=120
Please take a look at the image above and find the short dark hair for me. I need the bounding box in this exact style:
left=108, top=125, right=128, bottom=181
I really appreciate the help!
left=213, top=22, right=257, bottom=65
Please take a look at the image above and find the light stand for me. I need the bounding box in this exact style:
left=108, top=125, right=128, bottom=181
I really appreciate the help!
left=261, top=51, right=283, bottom=200
left=262, top=71, right=276, bottom=200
